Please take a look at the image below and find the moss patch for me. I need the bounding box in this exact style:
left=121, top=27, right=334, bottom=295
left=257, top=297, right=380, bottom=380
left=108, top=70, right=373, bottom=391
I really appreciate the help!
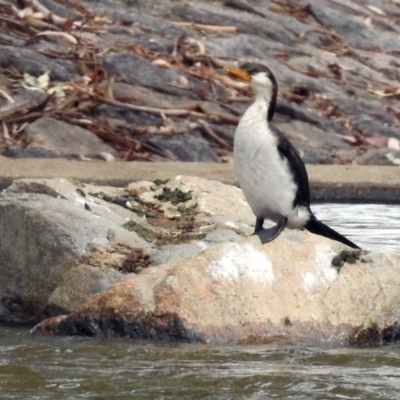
left=93, top=182, right=205, bottom=246
left=154, top=187, right=192, bottom=205
left=331, top=249, right=363, bottom=270
left=68, top=178, right=85, bottom=188
left=120, top=248, right=150, bottom=273
left=123, top=221, right=156, bottom=242
left=177, top=203, right=198, bottom=215
left=153, top=178, right=170, bottom=186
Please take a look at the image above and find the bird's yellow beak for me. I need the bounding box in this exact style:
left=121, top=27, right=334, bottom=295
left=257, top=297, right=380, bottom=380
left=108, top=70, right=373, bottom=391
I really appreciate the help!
left=223, top=66, right=251, bottom=82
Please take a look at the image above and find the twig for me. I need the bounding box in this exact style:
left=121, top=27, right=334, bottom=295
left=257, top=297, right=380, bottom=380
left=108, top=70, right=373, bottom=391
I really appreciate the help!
left=174, top=22, right=237, bottom=33
left=36, top=31, right=78, bottom=45
left=24, top=0, right=82, bottom=27
left=0, top=89, right=15, bottom=103
left=3, top=111, right=51, bottom=124
left=197, top=120, right=231, bottom=149
left=59, top=114, right=176, bottom=160
left=70, top=82, right=239, bottom=124
left=1, top=122, right=11, bottom=140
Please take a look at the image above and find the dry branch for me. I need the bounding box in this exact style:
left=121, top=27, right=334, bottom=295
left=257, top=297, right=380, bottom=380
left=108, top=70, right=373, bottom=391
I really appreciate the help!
left=174, top=22, right=237, bottom=33
left=70, top=82, right=239, bottom=124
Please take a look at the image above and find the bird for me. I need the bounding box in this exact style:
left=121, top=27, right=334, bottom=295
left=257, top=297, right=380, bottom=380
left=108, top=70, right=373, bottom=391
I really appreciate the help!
left=223, top=62, right=360, bottom=249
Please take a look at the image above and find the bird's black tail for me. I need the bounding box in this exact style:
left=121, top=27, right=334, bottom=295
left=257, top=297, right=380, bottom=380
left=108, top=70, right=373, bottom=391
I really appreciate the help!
left=305, top=215, right=361, bottom=249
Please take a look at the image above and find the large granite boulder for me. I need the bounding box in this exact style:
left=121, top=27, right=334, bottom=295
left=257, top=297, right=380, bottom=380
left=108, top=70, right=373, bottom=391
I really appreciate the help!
left=31, top=232, right=400, bottom=346
left=2, top=176, right=400, bottom=345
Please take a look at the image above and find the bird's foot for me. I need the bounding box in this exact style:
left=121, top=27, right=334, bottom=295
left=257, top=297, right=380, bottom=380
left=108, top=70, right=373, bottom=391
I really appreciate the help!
left=253, top=216, right=288, bottom=244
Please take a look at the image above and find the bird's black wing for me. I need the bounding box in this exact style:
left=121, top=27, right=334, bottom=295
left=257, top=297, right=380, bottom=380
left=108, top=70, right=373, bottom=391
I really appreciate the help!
left=270, top=124, right=310, bottom=208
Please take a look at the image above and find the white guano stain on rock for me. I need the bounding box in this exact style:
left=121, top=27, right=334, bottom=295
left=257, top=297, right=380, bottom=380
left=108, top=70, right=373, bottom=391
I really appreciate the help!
left=302, top=244, right=337, bottom=292
left=73, top=193, right=86, bottom=206
left=210, top=242, right=274, bottom=283
left=197, top=241, right=209, bottom=251
left=165, top=275, right=178, bottom=289
left=303, top=271, right=318, bottom=292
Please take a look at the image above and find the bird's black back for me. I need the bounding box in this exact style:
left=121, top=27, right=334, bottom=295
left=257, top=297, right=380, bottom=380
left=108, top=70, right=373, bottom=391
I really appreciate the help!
left=270, top=124, right=311, bottom=209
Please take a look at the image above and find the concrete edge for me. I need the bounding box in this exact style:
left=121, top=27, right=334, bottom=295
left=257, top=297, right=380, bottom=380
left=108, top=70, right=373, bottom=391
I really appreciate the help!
left=0, top=158, right=399, bottom=203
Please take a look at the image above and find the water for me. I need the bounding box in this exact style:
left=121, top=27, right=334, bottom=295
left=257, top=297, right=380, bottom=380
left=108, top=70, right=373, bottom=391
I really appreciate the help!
left=1, top=204, right=400, bottom=399
left=2, top=328, right=400, bottom=399
left=313, top=203, right=400, bottom=253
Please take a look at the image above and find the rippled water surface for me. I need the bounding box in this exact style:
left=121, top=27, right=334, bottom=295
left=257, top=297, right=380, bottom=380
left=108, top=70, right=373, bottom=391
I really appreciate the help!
left=2, top=327, right=400, bottom=400
left=1, top=204, right=400, bottom=399
left=313, top=203, right=400, bottom=253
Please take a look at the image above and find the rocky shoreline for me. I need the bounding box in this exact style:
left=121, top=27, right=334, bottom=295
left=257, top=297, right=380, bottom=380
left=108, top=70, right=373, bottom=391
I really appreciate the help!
left=0, top=176, right=398, bottom=346
left=1, top=0, right=400, bottom=165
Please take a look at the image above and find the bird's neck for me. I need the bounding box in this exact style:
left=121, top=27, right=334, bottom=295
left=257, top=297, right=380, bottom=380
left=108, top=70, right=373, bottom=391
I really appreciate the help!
left=250, top=81, right=277, bottom=121
left=247, top=94, right=275, bottom=123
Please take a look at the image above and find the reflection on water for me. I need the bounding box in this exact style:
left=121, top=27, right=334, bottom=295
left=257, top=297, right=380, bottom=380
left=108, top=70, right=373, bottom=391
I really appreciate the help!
left=1, top=326, right=400, bottom=400
left=1, top=204, right=400, bottom=399
left=313, top=203, right=400, bottom=253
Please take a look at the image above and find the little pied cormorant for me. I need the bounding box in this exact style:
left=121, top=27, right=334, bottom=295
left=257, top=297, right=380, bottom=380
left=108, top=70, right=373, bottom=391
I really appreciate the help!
left=224, top=62, right=360, bottom=249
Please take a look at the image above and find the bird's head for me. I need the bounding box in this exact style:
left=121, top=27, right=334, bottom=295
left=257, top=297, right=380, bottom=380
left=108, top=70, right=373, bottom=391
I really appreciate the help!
left=223, top=62, right=278, bottom=120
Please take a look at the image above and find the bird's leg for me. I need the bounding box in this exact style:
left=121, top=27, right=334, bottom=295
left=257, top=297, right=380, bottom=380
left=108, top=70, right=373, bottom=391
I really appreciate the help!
left=254, top=217, right=264, bottom=233
left=253, top=216, right=288, bottom=244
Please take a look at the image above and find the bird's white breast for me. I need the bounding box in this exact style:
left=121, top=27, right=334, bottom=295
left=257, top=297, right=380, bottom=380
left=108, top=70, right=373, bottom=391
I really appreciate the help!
left=233, top=99, right=304, bottom=226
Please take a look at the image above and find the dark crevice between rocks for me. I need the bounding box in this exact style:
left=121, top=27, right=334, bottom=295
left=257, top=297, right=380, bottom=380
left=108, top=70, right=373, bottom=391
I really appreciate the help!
left=348, top=323, right=400, bottom=346
left=32, top=313, right=205, bottom=343
left=0, top=293, right=44, bottom=326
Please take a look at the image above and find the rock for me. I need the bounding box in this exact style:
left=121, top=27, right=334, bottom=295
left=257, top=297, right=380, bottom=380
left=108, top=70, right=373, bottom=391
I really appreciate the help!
left=144, top=134, right=220, bottom=162
left=150, top=243, right=207, bottom=266
left=124, top=175, right=254, bottom=226
left=172, top=3, right=295, bottom=46
left=31, top=0, right=83, bottom=19
left=0, top=146, right=59, bottom=159
left=100, top=53, right=182, bottom=93
left=205, top=34, right=290, bottom=60
left=25, top=117, right=118, bottom=158
left=93, top=104, right=163, bottom=126
left=203, top=228, right=243, bottom=243
left=274, top=120, right=356, bottom=164
left=0, top=179, right=151, bottom=324
left=2, top=175, right=400, bottom=346
left=350, top=114, right=400, bottom=141
left=0, top=45, right=77, bottom=81
left=91, top=25, right=175, bottom=54
left=353, top=148, right=400, bottom=166
left=305, top=4, right=399, bottom=51
left=46, top=264, right=129, bottom=315
left=100, top=52, right=225, bottom=100
left=0, top=176, right=252, bottom=323
left=275, top=98, right=349, bottom=137
left=82, top=0, right=190, bottom=37
left=0, top=89, right=48, bottom=120
left=31, top=234, right=400, bottom=346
